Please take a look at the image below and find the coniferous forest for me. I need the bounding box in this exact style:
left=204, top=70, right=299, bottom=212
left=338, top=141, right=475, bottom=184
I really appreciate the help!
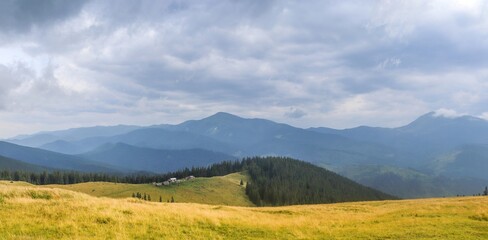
left=244, top=157, right=396, bottom=206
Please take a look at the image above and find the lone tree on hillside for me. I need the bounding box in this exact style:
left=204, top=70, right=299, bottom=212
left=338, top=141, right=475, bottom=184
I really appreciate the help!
left=240, top=179, right=244, bottom=186
left=171, top=196, right=175, bottom=203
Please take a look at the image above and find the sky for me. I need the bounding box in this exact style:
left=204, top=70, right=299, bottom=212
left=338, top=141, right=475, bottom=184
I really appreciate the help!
left=1, top=0, right=488, bottom=138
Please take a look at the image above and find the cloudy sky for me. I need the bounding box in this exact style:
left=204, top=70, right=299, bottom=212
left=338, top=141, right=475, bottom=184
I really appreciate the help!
left=1, top=0, right=488, bottom=138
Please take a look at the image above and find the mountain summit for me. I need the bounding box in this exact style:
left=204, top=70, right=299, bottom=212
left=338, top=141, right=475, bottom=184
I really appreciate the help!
left=400, top=111, right=488, bottom=133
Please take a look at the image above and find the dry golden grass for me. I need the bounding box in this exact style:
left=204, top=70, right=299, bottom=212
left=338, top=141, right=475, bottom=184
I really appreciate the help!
left=1, top=180, right=488, bottom=239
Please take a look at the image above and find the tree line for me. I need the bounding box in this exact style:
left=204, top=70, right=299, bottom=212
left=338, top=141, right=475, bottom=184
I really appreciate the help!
left=0, top=160, right=244, bottom=185
left=0, top=170, right=118, bottom=185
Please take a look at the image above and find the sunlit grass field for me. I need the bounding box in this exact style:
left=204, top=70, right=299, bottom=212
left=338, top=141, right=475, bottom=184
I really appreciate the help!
left=44, top=172, right=253, bottom=207
left=1, top=180, right=488, bottom=239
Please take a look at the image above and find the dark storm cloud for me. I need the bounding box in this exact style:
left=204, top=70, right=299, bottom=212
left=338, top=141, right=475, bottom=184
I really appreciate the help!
left=0, top=0, right=87, bottom=32
left=284, top=108, right=307, bottom=119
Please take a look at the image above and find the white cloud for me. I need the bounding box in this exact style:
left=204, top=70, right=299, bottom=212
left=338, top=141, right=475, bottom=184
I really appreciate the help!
left=433, top=108, right=464, bottom=118
left=375, top=58, right=401, bottom=71
left=480, top=112, right=488, bottom=121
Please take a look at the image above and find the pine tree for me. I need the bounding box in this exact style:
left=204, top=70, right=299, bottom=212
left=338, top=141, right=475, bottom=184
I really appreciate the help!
left=171, top=196, right=175, bottom=203
left=159, top=196, right=162, bottom=202
left=144, top=193, right=147, bottom=201
left=240, top=179, right=244, bottom=186
left=484, top=186, right=488, bottom=196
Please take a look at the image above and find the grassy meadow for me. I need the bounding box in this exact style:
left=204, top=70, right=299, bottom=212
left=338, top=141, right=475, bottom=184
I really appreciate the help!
left=1, top=180, right=488, bottom=239
left=43, top=172, right=253, bottom=207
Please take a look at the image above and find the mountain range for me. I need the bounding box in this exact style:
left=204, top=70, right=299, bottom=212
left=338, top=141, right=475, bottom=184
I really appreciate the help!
left=2, top=111, right=488, bottom=198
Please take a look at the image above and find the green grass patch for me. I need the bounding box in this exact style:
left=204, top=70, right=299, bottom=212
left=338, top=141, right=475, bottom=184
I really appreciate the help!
left=470, top=214, right=488, bottom=222
left=46, top=172, right=254, bottom=206
left=95, top=217, right=114, bottom=225
left=28, top=190, right=53, bottom=200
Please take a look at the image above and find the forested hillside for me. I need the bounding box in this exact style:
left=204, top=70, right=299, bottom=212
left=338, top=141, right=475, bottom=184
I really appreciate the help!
left=244, top=157, right=396, bottom=206
left=0, top=155, right=50, bottom=172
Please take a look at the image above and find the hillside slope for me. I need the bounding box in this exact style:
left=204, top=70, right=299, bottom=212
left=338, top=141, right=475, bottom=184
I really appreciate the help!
left=0, top=141, right=117, bottom=172
left=46, top=172, right=253, bottom=206
left=336, top=165, right=486, bottom=198
left=0, top=155, right=50, bottom=172
left=1, top=182, right=487, bottom=239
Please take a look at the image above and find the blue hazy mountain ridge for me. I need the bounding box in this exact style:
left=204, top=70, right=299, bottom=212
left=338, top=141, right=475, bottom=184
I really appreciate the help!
left=16, top=112, right=401, bottom=165
left=40, top=140, right=82, bottom=155
left=80, top=142, right=235, bottom=173
left=42, top=128, right=239, bottom=155
left=164, top=112, right=404, bottom=165
left=0, top=141, right=119, bottom=172
left=310, top=112, right=488, bottom=156
left=6, top=134, right=61, bottom=149
left=10, top=112, right=407, bottom=166
left=7, top=125, right=141, bottom=147
left=309, top=112, right=488, bottom=172
left=166, top=112, right=290, bottom=147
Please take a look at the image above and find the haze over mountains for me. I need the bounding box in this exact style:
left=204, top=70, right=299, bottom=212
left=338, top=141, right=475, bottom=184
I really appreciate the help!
left=1, top=111, right=488, bottom=198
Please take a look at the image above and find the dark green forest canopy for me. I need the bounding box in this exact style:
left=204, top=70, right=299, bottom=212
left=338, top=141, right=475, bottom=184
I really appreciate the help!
left=243, top=157, right=396, bottom=206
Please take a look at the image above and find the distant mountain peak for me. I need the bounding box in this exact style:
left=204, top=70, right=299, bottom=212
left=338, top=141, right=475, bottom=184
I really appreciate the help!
left=410, top=111, right=441, bottom=123
left=206, top=112, right=242, bottom=120
left=428, top=109, right=485, bottom=122
left=419, top=111, right=485, bottom=122
left=400, top=111, right=488, bottom=133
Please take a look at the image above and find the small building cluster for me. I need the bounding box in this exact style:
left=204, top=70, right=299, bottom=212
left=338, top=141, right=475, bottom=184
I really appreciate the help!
left=152, top=175, right=195, bottom=187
